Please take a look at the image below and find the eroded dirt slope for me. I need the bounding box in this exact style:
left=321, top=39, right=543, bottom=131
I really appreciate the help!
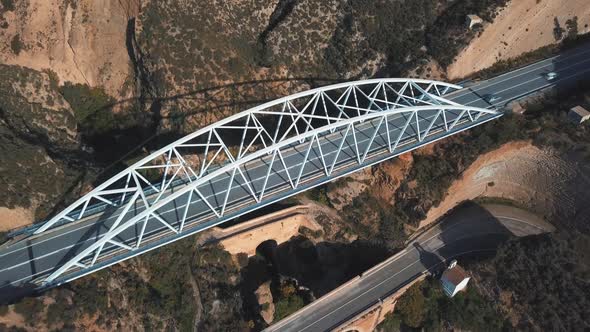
left=0, top=0, right=138, bottom=98
left=448, top=0, right=590, bottom=79
left=420, top=141, right=590, bottom=229
left=0, top=64, right=86, bottom=230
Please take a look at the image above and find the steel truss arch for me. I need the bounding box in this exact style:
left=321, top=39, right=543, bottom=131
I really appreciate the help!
left=32, top=78, right=501, bottom=285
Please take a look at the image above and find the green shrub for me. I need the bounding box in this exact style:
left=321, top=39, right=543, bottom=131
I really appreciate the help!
left=566, top=16, right=578, bottom=38
left=396, top=282, right=425, bottom=328
left=393, top=278, right=506, bottom=330
left=306, top=185, right=332, bottom=206
left=0, top=304, right=8, bottom=316
left=45, top=301, right=73, bottom=326
left=274, top=294, right=305, bottom=321
left=1, top=0, right=15, bottom=11
left=10, top=34, right=22, bottom=55
left=492, top=233, right=590, bottom=330
left=59, top=82, right=113, bottom=124
left=377, top=312, right=402, bottom=331
left=41, top=69, right=60, bottom=90
left=298, top=226, right=323, bottom=239
left=13, top=297, right=43, bottom=322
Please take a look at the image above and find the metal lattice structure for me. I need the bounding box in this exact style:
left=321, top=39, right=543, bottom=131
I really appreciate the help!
left=33, top=79, right=501, bottom=285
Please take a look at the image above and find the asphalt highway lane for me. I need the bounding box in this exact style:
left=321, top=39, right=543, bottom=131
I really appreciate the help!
left=266, top=203, right=550, bottom=332
left=0, top=106, right=472, bottom=287
left=1, top=42, right=589, bottom=292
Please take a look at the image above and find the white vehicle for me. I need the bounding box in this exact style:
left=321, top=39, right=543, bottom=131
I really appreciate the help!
left=484, top=94, right=502, bottom=103
left=545, top=72, right=558, bottom=81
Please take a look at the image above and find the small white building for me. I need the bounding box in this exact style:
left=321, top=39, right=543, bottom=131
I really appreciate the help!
left=568, top=106, right=590, bottom=124
left=440, top=260, right=470, bottom=298
left=466, top=14, right=483, bottom=30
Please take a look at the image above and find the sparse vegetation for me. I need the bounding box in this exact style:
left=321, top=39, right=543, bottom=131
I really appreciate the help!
left=340, top=190, right=407, bottom=250
left=468, top=31, right=590, bottom=81
left=0, top=64, right=86, bottom=219
left=305, top=185, right=332, bottom=207
left=0, top=303, right=9, bottom=316
left=3, top=2, right=590, bottom=331
left=566, top=16, right=579, bottom=38
left=193, top=243, right=250, bottom=331
left=13, top=297, right=44, bottom=322
left=381, top=277, right=506, bottom=330
left=1, top=239, right=249, bottom=331
left=0, top=324, right=26, bottom=332
left=426, top=0, right=509, bottom=68
left=58, top=82, right=155, bottom=164
left=338, top=77, right=590, bottom=251
left=486, top=231, right=590, bottom=330
left=59, top=82, right=114, bottom=126
left=273, top=281, right=306, bottom=321
left=323, top=0, right=510, bottom=76
left=404, top=114, right=522, bottom=209
left=553, top=17, right=565, bottom=41
left=1, top=0, right=15, bottom=11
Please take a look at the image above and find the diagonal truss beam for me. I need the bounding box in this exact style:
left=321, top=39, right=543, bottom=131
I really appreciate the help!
left=27, top=78, right=502, bottom=286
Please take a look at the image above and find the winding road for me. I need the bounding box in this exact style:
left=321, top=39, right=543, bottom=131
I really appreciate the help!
left=266, top=203, right=553, bottom=332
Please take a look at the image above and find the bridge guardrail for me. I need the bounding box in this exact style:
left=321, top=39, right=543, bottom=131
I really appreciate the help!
left=6, top=167, right=223, bottom=238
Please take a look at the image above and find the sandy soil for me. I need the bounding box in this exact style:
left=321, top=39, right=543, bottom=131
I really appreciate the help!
left=0, top=206, right=35, bottom=232
left=370, top=153, right=413, bottom=204
left=407, top=58, right=447, bottom=81
left=255, top=281, right=274, bottom=324
left=327, top=168, right=373, bottom=210
left=418, top=141, right=590, bottom=228
left=0, top=0, right=139, bottom=97
left=0, top=308, right=27, bottom=331
left=448, top=0, right=590, bottom=79
left=213, top=206, right=321, bottom=256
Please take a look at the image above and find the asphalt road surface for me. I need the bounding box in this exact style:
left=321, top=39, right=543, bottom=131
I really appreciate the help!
left=0, top=100, right=490, bottom=291
left=265, top=203, right=551, bottom=332
left=0, top=42, right=589, bottom=294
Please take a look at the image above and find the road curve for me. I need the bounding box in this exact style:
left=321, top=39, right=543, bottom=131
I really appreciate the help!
left=266, top=203, right=551, bottom=332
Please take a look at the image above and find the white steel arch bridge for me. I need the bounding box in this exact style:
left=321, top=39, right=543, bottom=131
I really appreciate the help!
left=4, top=78, right=503, bottom=289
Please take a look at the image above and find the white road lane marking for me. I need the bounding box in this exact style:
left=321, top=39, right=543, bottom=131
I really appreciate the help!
left=296, top=235, right=502, bottom=332
left=449, top=47, right=590, bottom=100
left=0, top=111, right=458, bottom=277
left=0, top=111, right=419, bottom=258
left=457, top=56, right=590, bottom=107
left=10, top=51, right=586, bottom=283
left=2, top=105, right=429, bottom=256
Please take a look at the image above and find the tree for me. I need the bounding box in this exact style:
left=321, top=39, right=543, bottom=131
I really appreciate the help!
left=566, top=16, right=578, bottom=38
left=10, top=34, right=22, bottom=55
left=553, top=17, right=565, bottom=41
left=396, top=283, right=425, bottom=328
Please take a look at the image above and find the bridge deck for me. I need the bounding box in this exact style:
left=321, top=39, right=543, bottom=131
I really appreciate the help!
left=1, top=41, right=590, bottom=293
